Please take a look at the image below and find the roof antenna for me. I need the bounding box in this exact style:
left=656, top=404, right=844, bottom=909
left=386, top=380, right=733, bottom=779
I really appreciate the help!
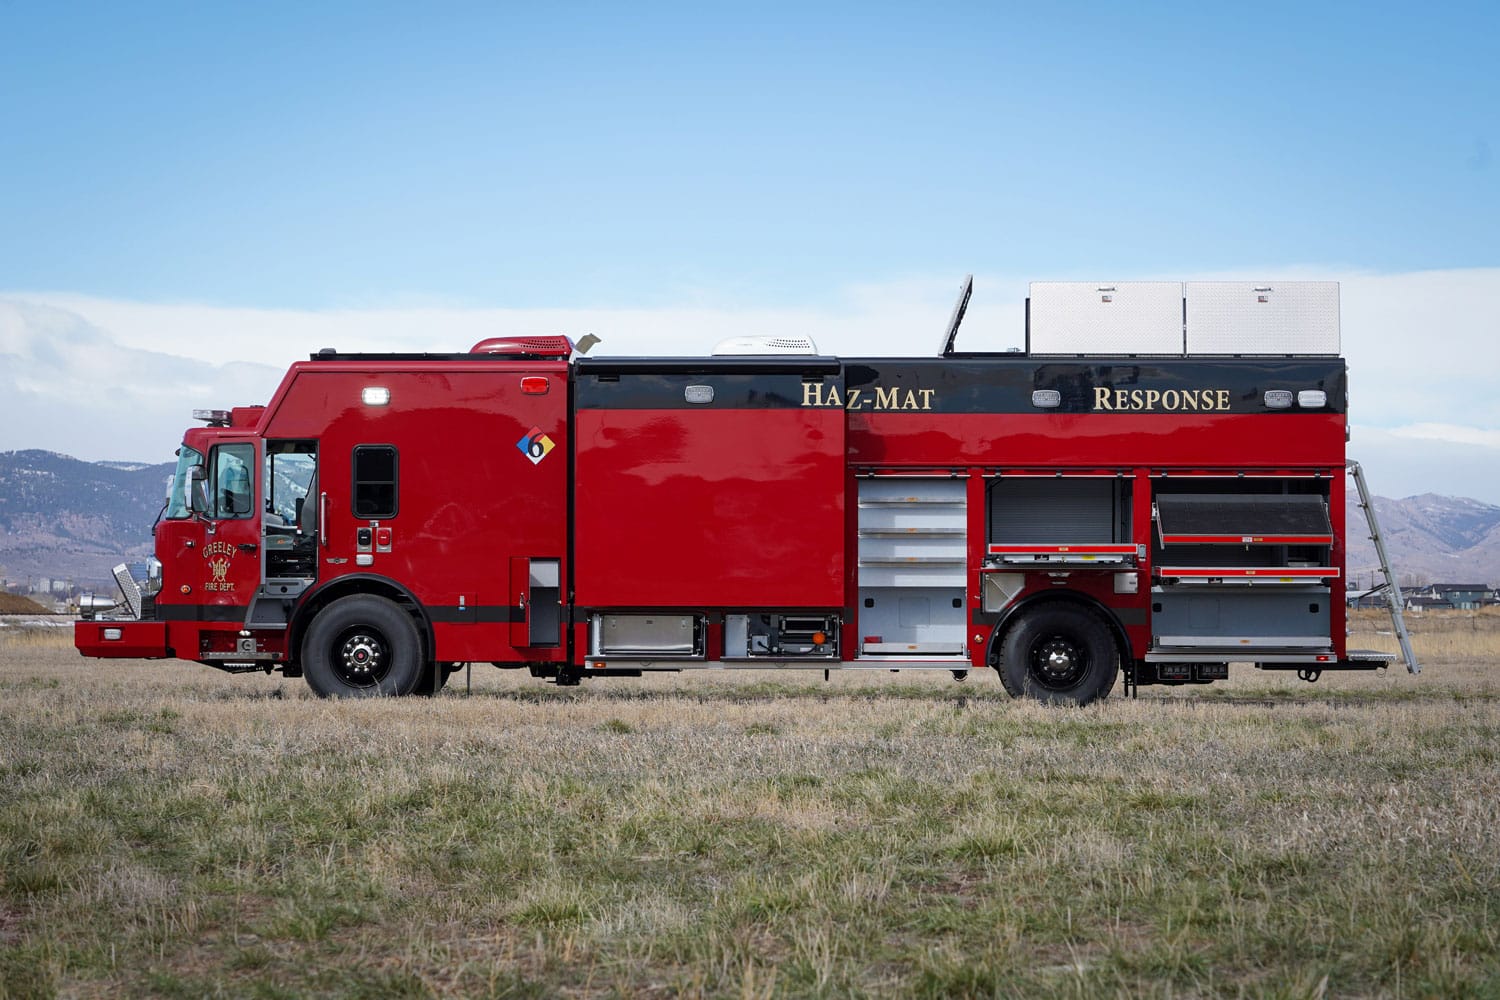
left=937, top=275, right=973, bottom=357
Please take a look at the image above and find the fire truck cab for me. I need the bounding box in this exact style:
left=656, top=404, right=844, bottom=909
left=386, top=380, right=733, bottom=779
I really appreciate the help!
left=76, top=280, right=1413, bottom=702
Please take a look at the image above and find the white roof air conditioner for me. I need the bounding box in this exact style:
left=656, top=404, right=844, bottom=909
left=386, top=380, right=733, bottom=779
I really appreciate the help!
left=711, top=335, right=819, bottom=356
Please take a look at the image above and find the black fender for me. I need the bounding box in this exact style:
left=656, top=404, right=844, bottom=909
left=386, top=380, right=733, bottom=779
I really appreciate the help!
left=287, top=574, right=433, bottom=667
left=985, top=590, right=1132, bottom=669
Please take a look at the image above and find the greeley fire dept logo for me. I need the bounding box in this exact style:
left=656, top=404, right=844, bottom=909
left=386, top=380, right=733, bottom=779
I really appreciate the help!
left=517, top=426, right=555, bottom=465
left=203, top=540, right=237, bottom=592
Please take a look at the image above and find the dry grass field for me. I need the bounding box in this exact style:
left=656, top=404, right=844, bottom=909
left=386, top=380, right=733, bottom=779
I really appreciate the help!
left=2, top=610, right=1498, bottom=998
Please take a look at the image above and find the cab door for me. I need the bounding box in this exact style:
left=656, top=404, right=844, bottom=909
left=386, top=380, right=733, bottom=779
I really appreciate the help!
left=196, top=440, right=264, bottom=611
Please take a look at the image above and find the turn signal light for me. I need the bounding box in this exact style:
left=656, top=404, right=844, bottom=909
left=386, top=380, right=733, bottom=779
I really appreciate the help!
left=520, top=377, right=549, bottom=395
left=812, top=631, right=828, bottom=645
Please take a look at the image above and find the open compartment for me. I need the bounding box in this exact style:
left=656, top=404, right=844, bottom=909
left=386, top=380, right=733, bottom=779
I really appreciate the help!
left=1149, top=477, right=1338, bottom=654
left=985, top=476, right=1134, bottom=566
left=857, top=477, right=967, bottom=655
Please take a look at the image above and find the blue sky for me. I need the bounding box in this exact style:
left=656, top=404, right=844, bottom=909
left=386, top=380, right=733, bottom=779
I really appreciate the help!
left=4, top=2, right=1495, bottom=306
left=1, top=2, right=1498, bottom=501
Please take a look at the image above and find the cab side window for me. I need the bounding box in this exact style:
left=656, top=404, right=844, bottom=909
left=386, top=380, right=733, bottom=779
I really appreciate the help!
left=210, top=444, right=255, bottom=519
left=352, top=445, right=398, bottom=518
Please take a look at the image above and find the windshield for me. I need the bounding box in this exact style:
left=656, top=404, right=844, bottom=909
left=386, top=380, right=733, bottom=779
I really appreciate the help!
left=165, top=446, right=203, bottom=519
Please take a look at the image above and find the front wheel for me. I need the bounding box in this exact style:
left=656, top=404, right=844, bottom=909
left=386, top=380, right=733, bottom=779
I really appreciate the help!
left=997, top=605, right=1119, bottom=706
left=301, top=595, right=423, bottom=698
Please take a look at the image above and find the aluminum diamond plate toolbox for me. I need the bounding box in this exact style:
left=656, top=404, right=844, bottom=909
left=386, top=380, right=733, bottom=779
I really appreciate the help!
left=1028, top=281, right=1184, bottom=355
left=1185, top=281, right=1340, bottom=355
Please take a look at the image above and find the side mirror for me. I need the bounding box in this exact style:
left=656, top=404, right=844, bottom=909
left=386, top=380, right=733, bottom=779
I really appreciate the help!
left=188, top=466, right=209, bottom=516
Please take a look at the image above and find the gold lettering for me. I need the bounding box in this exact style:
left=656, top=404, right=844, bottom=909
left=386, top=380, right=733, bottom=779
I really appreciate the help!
left=874, top=386, right=900, bottom=410
left=826, top=385, right=843, bottom=408
left=801, top=382, right=823, bottom=407
left=845, top=388, right=863, bottom=410
left=898, top=389, right=917, bottom=410
left=1089, top=385, right=1231, bottom=412
left=918, top=389, right=935, bottom=410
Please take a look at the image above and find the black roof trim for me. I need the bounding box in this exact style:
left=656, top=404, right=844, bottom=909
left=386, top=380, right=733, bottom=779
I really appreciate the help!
left=576, top=356, right=842, bottom=376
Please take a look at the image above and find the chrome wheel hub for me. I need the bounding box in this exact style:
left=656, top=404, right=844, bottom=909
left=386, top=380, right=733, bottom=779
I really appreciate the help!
left=340, top=633, right=384, bottom=678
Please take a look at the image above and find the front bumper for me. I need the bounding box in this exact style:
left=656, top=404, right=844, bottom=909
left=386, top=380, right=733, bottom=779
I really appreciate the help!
left=75, top=620, right=170, bottom=659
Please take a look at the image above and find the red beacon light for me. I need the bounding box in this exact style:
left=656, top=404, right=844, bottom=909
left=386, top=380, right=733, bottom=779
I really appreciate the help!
left=469, top=336, right=574, bottom=359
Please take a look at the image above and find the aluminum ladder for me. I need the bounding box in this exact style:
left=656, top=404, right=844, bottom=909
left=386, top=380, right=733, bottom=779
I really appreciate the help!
left=1347, top=460, right=1419, bottom=674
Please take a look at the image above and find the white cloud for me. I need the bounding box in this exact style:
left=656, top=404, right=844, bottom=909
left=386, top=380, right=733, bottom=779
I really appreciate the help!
left=3, top=266, right=1498, bottom=502
left=1349, top=425, right=1500, bottom=503
left=1389, top=423, right=1500, bottom=449
left=0, top=300, right=283, bottom=464
left=12, top=276, right=1022, bottom=367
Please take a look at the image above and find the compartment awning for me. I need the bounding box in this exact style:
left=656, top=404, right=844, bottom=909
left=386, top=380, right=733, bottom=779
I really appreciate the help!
left=1156, top=565, right=1340, bottom=584
left=1154, top=494, right=1332, bottom=546
left=985, top=543, right=1137, bottom=566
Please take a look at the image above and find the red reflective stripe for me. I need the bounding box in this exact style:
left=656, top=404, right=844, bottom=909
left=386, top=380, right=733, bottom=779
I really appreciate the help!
left=1159, top=566, right=1340, bottom=578
left=986, top=544, right=1137, bottom=554
left=1160, top=535, right=1335, bottom=543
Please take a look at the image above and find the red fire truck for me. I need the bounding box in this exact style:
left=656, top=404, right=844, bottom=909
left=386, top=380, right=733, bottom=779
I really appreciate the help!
left=75, top=280, right=1416, bottom=703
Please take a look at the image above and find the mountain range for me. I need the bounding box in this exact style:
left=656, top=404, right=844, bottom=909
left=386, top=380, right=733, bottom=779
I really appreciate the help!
left=1342, top=493, right=1500, bottom=590
left=2, top=449, right=1497, bottom=594
left=0, top=450, right=173, bottom=589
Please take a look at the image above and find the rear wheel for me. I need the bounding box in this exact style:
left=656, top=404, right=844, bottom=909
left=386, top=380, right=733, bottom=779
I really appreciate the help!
left=997, top=605, right=1119, bottom=706
left=302, top=595, right=423, bottom=698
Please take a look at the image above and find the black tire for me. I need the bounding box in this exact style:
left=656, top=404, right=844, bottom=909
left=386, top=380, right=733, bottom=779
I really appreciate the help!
left=301, top=595, right=423, bottom=698
left=997, top=605, right=1119, bottom=706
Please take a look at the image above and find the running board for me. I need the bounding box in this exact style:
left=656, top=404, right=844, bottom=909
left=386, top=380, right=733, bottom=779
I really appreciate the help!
left=584, top=657, right=972, bottom=671
left=1347, top=460, right=1419, bottom=674
left=1147, top=649, right=1333, bottom=664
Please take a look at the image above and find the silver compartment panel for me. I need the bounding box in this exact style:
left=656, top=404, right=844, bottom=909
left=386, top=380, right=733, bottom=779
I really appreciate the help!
left=593, top=614, right=699, bottom=655
left=1185, top=281, right=1339, bottom=355
left=1029, top=281, right=1184, bottom=355
left=1152, top=586, right=1330, bottom=648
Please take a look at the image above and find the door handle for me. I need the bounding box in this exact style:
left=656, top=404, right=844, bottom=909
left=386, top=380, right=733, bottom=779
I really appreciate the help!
left=238, top=543, right=258, bottom=554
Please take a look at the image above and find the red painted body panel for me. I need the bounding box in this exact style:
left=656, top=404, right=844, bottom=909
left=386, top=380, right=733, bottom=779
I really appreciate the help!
left=75, top=620, right=169, bottom=658
left=848, top=412, right=1344, bottom=468
left=259, top=362, right=571, bottom=663
left=574, top=407, right=845, bottom=608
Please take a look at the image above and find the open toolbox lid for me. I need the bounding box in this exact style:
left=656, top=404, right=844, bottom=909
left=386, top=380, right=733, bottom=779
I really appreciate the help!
left=1154, top=494, right=1332, bottom=546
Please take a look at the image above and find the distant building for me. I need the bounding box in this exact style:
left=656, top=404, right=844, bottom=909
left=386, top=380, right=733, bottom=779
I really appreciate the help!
left=1412, top=583, right=1495, bottom=611
left=1345, top=587, right=1391, bottom=610
left=1404, top=595, right=1454, bottom=612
